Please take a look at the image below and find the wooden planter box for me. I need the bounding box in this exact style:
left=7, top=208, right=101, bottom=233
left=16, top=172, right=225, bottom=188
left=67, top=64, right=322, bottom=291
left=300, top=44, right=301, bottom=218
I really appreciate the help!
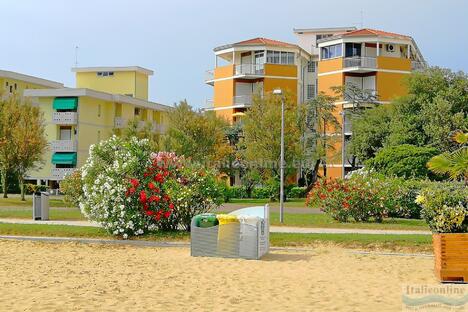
left=433, top=233, right=468, bottom=283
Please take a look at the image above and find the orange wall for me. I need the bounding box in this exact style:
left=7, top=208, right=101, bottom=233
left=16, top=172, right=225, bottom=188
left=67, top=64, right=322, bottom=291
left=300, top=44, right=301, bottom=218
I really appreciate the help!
left=214, top=65, right=234, bottom=79
left=376, top=72, right=409, bottom=101
left=263, top=78, right=298, bottom=103
left=377, top=56, right=411, bottom=71
left=264, top=64, right=297, bottom=77
left=318, top=58, right=343, bottom=74
left=317, top=73, right=343, bottom=97
left=213, top=79, right=235, bottom=107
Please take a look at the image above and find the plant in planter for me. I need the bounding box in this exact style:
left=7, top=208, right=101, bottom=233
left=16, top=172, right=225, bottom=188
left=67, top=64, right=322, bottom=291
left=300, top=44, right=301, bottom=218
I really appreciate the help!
left=417, top=182, right=468, bottom=282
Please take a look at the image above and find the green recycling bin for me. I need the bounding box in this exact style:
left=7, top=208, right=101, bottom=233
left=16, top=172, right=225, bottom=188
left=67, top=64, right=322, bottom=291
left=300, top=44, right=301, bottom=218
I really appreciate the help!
left=193, top=213, right=219, bottom=228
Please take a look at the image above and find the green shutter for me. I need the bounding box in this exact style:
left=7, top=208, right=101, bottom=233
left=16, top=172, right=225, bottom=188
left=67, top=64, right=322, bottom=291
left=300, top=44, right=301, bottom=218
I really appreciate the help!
left=53, top=97, right=78, bottom=110
left=51, top=153, right=77, bottom=165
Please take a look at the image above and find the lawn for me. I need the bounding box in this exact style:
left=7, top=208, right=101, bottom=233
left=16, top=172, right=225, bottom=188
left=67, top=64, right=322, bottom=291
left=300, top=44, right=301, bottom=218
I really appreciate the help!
left=0, top=207, right=429, bottom=231
left=227, top=198, right=308, bottom=208
left=0, top=223, right=432, bottom=252
left=0, top=196, right=66, bottom=208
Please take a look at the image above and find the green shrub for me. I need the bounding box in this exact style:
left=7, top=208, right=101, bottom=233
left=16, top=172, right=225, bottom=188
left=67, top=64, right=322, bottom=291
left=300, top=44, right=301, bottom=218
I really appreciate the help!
left=366, top=144, right=439, bottom=179
left=228, top=186, right=248, bottom=199
left=252, top=187, right=271, bottom=199
left=418, top=182, right=467, bottom=233
left=59, top=170, right=83, bottom=207
left=287, top=186, right=307, bottom=198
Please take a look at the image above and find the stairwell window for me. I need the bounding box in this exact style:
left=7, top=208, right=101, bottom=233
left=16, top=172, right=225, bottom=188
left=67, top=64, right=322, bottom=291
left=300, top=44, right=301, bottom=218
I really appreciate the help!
left=307, top=61, right=316, bottom=72
left=321, top=44, right=343, bottom=60
left=307, top=84, right=316, bottom=100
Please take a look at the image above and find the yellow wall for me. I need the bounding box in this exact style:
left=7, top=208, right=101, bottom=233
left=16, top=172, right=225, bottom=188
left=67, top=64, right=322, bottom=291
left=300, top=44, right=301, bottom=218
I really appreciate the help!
left=318, top=58, right=343, bottom=74
left=317, top=72, right=343, bottom=97
left=264, top=64, right=297, bottom=77
left=214, top=79, right=235, bottom=107
left=76, top=71, right=149, bottom=100
left=376, top=72, right=409, bottom=101
left=377, top=56, right=411, bottom=71
left=0, top=77, right=56, bottom=96
left=214, top=65, right=234, bottom=79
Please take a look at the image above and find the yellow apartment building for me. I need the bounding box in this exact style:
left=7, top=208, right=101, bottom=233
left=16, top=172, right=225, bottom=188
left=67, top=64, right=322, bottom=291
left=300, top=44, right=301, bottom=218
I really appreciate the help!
left=16, top=66, right=171, bottom=188
left=1, top=70, right=63, bottom=94
left=206, top=28, right=426, bottom=180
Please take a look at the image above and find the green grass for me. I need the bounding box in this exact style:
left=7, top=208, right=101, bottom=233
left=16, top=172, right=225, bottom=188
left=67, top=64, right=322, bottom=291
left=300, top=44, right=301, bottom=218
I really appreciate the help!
left=0, top=207, right=429, bottom=231
left=0, top=197, right=66, bottom=208
left=227, top=198, right=307, bottom=208
left=270, top=233, right=433, bottom=252
left=269, top=212, right=429, bottom=231
left=0, top=223, right=432, bottom=252
left=0, top=207, right=85, bottom=220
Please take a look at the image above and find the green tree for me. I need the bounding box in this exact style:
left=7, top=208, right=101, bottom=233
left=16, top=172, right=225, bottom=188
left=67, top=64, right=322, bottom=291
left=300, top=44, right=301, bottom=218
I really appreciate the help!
left=301, top=92, right=341, bottom=187
left=163, top=100, right=230, bottom=164
left=427, top=132, right=468, bottom=185
left=243, top=91, right=303, bottom=183
left=0, top=94, right=47, bottom=199
left=114, top=117, right=159, bottom=150
left=366, top=144, right=439, bottom=179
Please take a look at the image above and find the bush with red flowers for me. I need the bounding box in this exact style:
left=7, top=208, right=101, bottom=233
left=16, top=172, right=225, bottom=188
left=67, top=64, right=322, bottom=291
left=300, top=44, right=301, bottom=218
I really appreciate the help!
left=306, top=175, right=388, bottom=223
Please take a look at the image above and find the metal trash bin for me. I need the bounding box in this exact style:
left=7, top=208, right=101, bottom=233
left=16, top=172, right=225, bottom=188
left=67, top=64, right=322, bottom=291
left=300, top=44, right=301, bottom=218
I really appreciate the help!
left=33, top=191, right=49, bottom=220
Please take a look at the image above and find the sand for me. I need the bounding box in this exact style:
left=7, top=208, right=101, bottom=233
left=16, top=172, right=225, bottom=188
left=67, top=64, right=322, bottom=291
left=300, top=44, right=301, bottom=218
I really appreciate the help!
left=0, top=240, right=437, bottom=312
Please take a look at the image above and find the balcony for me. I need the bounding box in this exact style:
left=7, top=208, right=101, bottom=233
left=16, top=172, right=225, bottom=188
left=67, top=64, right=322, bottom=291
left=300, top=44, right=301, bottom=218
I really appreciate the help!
left=205, top=70, right=214, bottom=83
left=114, top=117, right=127, bottom=129
left=235, top=64, right=265, bottom=77
left=50, top=140, right=77, bottom=152
left=52, top=112, right=78, bottom=125
left=343, top=57, right=377, bottom=71
left=411, top=61, right=426, bottom=71
left=234, top=95, right=253, bottom=106
left=51, top=168, right=76, bottom=180
left=152, top=123, right=166, bottom=134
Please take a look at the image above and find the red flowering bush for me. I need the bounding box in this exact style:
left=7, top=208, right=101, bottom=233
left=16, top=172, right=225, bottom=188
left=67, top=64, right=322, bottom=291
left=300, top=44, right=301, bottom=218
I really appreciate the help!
left=125, top=152, right=181, bottom=229
left=307, top=176, right=388, bottom=223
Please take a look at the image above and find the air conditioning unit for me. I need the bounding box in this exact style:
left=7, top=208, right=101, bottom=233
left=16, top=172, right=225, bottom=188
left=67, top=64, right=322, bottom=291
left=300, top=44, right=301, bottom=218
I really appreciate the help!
left=386, top=44, right=396, bottom=52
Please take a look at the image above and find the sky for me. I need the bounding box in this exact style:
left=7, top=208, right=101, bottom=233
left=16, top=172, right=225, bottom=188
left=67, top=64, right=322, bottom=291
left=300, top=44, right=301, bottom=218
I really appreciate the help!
left=1, top=0, right=467, bottom=108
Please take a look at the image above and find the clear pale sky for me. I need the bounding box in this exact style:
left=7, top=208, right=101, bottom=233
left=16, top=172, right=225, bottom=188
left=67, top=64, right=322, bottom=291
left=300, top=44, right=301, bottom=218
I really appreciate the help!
left=1, top=0, right=467, bottom=108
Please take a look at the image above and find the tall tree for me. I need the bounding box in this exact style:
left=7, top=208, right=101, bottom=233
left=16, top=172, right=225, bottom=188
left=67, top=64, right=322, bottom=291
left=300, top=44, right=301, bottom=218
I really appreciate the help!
left=301, top=92, right=341, bottom=187
left=0, top=94, right=47, bottom=199
left=243, top=91, right=303, bottom=181
left=163, top=100, right=230, bottom=165
left=13, top=99, right=48, bottom=200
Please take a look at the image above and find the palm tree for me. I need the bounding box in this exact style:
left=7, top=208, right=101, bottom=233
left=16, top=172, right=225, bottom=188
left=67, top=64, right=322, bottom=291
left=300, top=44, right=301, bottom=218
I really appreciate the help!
left=427, top=132, right=468, bottom=185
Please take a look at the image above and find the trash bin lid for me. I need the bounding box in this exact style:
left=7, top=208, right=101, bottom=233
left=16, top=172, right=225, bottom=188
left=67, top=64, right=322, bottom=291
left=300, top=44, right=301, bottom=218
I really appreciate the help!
left=229, top=206, right=266, bottom=219
left=217, top=214, right=239, bottom=224
left=237, top=215, right=260, bottom=226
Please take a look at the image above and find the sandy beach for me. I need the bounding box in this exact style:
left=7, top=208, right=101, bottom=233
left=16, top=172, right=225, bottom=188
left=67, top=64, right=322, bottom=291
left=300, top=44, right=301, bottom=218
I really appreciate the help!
left=0, top=240, right=437, bottom=311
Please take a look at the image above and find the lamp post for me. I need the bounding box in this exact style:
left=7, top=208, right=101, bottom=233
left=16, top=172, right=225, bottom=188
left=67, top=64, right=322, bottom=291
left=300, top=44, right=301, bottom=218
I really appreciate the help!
left=340, top=106, right=346, bottom=179
left=273, top=89, right=285, bottom=224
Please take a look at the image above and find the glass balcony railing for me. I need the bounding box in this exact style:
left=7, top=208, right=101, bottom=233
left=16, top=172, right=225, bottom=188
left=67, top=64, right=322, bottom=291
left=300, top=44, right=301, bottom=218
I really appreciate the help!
left=343, top=56, right=377, bottom=69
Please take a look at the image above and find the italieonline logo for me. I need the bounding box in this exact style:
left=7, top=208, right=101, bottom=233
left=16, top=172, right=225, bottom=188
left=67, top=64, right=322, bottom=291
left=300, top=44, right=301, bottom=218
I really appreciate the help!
left=402, top=284, right=467, bottom=311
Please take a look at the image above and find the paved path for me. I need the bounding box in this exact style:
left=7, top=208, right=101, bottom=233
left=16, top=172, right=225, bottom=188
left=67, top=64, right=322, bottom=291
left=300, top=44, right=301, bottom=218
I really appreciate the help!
left=0, top=218, right=431, bottom=235
left=218, top=204, right=320, bottom=214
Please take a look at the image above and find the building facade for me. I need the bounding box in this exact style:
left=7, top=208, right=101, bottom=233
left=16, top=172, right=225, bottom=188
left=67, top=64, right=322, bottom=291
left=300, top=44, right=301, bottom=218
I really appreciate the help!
left=206, top=28, right=426, bottom=179
left=2, top=67, right=170, bottom=188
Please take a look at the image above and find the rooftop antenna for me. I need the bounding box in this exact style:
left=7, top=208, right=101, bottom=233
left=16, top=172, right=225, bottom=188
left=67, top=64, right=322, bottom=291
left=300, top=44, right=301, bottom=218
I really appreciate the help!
left=74, top=46, right=79, bottom=67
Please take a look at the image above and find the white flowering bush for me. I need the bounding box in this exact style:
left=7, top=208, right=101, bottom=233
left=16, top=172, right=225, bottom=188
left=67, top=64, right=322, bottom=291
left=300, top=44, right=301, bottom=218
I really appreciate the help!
left=80, top=136, right=153, bottom=238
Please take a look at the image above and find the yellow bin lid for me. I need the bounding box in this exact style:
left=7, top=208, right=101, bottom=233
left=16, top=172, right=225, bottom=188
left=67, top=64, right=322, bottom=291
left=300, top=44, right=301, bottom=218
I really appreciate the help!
left=217, top=214, right=239, bottom=225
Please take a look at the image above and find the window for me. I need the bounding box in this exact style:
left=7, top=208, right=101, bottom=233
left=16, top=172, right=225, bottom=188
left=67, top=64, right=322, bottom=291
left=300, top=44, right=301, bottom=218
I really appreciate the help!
left=321, top=44, right=343, bottom=59
left=316, top=34, right=333, bottom=41
left=97, top=71, right=114, bottom=77
left=134, top=107, right=141, bottom=116
left=14, top=83, right=17, bottom=90
left=306, top=84, right=316, bottom=100
left=97, top=130, right=101, bottom=142
left=266, top=51, right=294, bottom=65
left=307, top=61, right=316, bottom=72
left=98, top=104, right=101, bottom=117
left=345, top=43, right=362, bottom=57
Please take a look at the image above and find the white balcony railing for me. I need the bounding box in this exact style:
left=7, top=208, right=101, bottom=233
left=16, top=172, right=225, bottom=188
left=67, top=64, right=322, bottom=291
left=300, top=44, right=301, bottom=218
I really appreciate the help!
left=235, top=64, right=265, bottom=76
left=52, top=112, right=78, bottom=125
left=234, top=95, right=253, bottom=105
left=411, top=61, right=426, bottom=71
left=343, top=57, right=377, bottom=69
left=51, top=168, right=76, bottom=180
left=152, top=123, right=166, bottom=134
left=50, top=140, right=77, bottom=152
left=114, top=117, right=127, bottom=129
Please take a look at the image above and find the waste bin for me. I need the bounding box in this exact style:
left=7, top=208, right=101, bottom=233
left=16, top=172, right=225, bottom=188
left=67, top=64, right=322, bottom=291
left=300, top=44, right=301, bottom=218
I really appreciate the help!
left=33, top=192, right=49, bottom=220
left=193, top=213, right=218, bottom=228
left=216, top=214, right=240, bottom=257
left=238, top=216, right=261, bottom=259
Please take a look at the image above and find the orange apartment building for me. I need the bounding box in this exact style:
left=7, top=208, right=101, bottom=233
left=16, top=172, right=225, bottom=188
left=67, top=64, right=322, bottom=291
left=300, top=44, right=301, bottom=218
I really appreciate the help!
left=205, top=27, right=426, bottom=179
